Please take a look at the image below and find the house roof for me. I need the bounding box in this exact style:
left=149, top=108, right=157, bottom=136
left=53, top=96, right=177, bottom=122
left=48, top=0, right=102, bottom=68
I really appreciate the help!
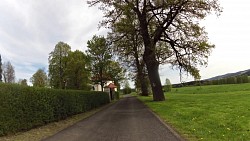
left=104, top=83, right=117, bottom=88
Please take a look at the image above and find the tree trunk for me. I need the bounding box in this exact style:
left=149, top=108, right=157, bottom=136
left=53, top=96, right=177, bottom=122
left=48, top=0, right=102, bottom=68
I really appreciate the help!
left=138, top=11, right=165, bottom=101
left=135, top=54, right=149, bottom=96
left=137, top=66, right=149, bottom=96
left=144, top=58, right=165, bottom=101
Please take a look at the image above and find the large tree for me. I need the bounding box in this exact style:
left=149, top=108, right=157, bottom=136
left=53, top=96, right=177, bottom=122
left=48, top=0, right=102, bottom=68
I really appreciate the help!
left=0, top=55, right=2, bottom=82
left=65, top=50, right=91, bottom=90
left=2, top=61, right=15, bottom=83
left=88, top=0, right=221, bottom=101
left=108, top=7, right=150, bottom=96
left=30, top=68, right=48, bottom=87
left=48, top=42, right=71, bottom=89
left=105, top=61, right=125, bottom=90
left=86, top=35, right=112, bottom=91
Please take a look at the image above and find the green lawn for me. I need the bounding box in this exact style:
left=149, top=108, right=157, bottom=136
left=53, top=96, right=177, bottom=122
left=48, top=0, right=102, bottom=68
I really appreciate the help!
left=138, top=84, right=250, bottom=141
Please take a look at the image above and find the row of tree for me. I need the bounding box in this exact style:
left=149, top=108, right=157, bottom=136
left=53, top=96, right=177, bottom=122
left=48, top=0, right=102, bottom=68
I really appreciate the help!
left=1, top=37, right=125, bottom=90
left=0, top=54, right=46, bottom=87
left=204, top=75, right=250, bottom=85
left=88, top=0, right=222, bottom=101
left=173, top=75, right=250, bottom=87
left=48, top=39, right=124, bottom=91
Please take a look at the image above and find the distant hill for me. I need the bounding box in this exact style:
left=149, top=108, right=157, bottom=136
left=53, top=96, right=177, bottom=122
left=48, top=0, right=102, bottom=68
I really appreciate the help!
left=206, top=69, right=250, bottom=81
left=172, top=69, right=250, bottom=87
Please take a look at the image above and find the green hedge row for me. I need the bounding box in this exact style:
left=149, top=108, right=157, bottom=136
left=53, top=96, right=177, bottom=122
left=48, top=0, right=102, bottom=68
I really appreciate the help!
left=0, top=83, right=110, bottom=136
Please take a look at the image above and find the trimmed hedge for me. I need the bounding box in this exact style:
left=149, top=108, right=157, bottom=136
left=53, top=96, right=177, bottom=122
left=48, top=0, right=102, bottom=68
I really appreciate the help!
left=0, top=83, right=109, bottom=136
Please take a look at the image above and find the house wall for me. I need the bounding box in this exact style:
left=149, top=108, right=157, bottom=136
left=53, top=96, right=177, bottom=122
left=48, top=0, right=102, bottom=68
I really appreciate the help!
left=93, top=81, right=117, bottom=92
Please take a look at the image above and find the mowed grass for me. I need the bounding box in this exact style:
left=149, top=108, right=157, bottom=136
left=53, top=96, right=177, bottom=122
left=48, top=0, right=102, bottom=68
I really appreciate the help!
left=138, top=84, right=250, bottom=141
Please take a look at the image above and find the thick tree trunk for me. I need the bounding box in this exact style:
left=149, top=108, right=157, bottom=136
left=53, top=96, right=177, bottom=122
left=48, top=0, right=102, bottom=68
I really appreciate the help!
left=144, top=57, right=165, bottom=101
left=138, top=11, right=165, bottom=101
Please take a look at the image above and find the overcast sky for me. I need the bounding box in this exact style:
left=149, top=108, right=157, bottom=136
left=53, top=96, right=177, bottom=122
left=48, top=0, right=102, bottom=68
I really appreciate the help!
left=0, top=0, right=250, bottom=86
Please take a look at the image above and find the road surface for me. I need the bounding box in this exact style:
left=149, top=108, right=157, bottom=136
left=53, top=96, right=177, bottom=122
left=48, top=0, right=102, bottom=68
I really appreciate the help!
left=43, top=96, right=184, bottom=141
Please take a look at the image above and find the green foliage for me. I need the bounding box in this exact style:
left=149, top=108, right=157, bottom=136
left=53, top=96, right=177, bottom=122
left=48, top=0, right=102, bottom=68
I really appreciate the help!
left=114, top=91, right=120, bottom=100
left=48, top=42, right=71, bottom=89
left=48, top=43, right=91, bottom=90
left=164, top=78, right=172, bottom=92
left=210, top=75, right=249, bottom=86
left=0, top=83, right=109, bottom=136
left=86, top=35, right=112, bottom=90
left=139, top=84, right=250, bottom=140
left=123, top=81, right=132, bottom=94
left=18, top=79, right=28, bottom=86
left=87, top=35, right=124, bottom=91
left=30, top=69, right=48, bottom=87
left=65, top=50, right=91, bottom=90
left=88, top=0, right=222, bottom=101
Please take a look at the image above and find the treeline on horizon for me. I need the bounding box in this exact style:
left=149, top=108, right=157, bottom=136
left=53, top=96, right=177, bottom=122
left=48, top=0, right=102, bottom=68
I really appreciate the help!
left=173, top=75, right=250, bottom=88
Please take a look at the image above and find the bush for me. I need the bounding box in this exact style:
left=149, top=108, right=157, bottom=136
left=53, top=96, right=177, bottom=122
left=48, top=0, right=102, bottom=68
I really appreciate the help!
left=0, top=83, right=109, bottom=136
left=163, top=85, right=172, bottom=92
left=114, top=91, right=120, bottom=100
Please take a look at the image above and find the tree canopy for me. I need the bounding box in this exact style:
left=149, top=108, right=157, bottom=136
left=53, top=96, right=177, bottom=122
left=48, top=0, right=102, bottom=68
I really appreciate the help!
left=48, top=42, right=71, bottom=89
left=87, top=35, right=125, bottom=91
left=30, top=68, right=48, bottom=87
left=48, top=42, right=91, bottom=90
left=88, top=0, right=221, bottom=101
left=65, top=50, right=91, bottom=90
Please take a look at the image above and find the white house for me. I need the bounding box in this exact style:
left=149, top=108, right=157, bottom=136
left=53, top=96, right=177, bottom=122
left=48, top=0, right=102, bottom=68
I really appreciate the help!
left=93, top=81, right=117, bottom=92
left=93, top=81, right=117, bottom=101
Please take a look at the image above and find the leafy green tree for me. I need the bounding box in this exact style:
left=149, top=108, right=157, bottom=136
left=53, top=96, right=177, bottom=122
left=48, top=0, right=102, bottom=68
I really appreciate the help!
left=123, top=80, right=132, bottom=94
left=30, top=69, right=48, bottom=87
left=108, top=9, right=149, bottom=96
left=88, top=0, right=221, bottom=101
left=48, top=42, right=71, bottom=89
left=18, top=79, right=28, bottom=86
left=2, top=61, right=15, bottom=83
left=64, top=50, right=91, bottom=90
left=86, top=35, right=112, bottom=91
left=105, top=61, right=125, bottom=91
left=164, top=78, right=172, bottom=92
left=0, top=55, right=2, bottom=82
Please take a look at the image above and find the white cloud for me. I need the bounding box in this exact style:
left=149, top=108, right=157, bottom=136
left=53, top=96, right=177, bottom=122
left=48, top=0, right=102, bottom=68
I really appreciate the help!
left=0, top=0, right=105, bottom=81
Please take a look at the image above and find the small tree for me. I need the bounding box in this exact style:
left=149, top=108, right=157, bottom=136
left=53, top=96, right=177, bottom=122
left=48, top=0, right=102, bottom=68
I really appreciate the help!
left=0, top=55, right=2, bottom=82
left=86, top=35, right=112, bottom=91
left=18, top=79, right=28, bottom=86
left=164, top=78, right=172, bottom=92
left=2, top=61, right=15, bottom=83
left=123, top=80, right=132, bottom=94
left=30, top=69, right=48, bottom=87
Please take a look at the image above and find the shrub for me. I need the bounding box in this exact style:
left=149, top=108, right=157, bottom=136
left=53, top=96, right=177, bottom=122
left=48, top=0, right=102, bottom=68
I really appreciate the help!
left=0, top=83, right=109, bottom=136
left=114, top=91, right=120, bottom=100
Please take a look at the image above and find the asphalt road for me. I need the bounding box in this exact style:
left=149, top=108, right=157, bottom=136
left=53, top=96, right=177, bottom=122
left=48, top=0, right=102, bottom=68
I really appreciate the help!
left=43, top=96, right=184, bottom=141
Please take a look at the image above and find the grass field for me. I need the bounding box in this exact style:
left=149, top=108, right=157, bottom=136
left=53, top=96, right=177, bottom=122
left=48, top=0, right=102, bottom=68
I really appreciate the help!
left=138, top=83, right=250, bottom=141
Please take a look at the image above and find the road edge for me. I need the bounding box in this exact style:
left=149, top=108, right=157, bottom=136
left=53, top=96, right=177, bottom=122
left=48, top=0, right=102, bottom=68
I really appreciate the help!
left=136, top=97, right=187, bottom=141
